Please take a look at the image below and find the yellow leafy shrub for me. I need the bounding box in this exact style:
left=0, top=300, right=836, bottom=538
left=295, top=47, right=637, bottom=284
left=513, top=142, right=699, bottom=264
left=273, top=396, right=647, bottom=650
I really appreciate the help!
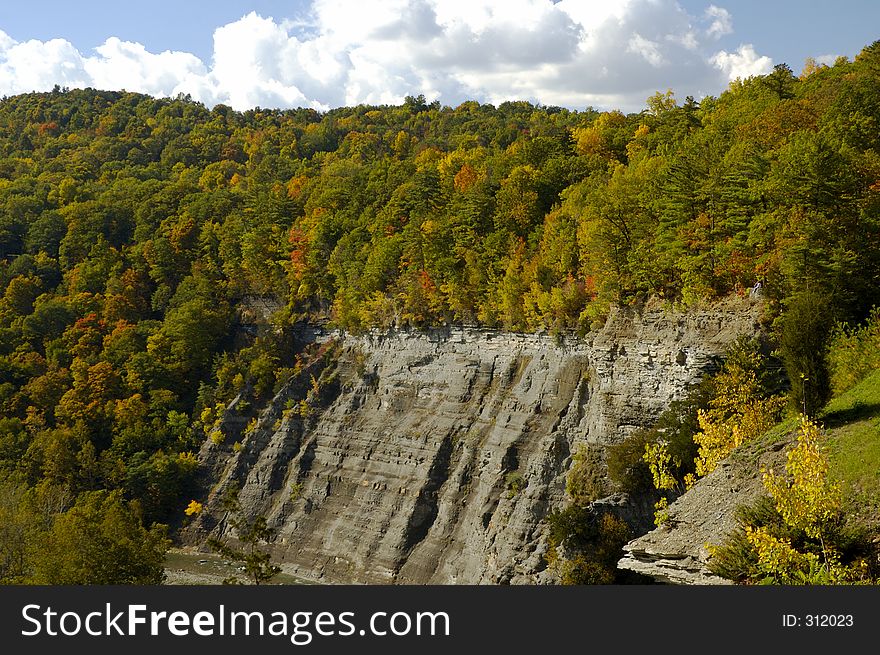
left=762, top=416, right=840, bottom=541
left=742, top=416, right=868, bottom=584
left=692, top=354, right=785, bottom=478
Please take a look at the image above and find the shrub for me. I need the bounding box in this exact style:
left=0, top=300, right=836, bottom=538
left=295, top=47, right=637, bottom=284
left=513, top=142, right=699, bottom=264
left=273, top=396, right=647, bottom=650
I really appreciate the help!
left=707, top=497, right=789, bottom=582
left=545, top=509, right=631, bottom=585
left=827, top=307, right=880, bottom=394
left=709, top=418, right=873, bottom=584
left=606, top=430, right=655, bottom=496
left=565, top=443, right=607, bottom=504
left=505, top=471, right=525, bottom=498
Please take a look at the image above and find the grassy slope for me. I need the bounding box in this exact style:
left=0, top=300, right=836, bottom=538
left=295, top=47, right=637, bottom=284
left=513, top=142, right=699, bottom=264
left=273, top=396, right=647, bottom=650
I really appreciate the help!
left=822, top=369, right=880, bottom=533
left=729, top=369, right=880, bottom=533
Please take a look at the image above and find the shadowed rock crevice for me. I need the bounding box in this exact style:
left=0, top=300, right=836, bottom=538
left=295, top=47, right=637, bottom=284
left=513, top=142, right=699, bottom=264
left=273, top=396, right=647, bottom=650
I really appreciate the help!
left=401, top=435, right=454, bottom=555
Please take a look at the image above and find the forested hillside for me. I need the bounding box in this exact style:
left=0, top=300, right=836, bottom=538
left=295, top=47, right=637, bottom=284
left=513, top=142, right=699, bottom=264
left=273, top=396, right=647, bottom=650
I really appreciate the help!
left=1, top=42, right=879, bottom=582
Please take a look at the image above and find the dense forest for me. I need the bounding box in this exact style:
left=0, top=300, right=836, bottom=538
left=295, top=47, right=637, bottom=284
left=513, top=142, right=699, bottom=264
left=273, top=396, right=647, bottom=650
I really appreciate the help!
left=1, top=41, right=879, bottom=583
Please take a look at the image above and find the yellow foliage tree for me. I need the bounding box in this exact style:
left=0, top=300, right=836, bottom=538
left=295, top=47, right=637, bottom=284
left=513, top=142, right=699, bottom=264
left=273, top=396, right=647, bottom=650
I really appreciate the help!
left=745, top=416, right=866, bottom=584
left=643, top=441, right=679, bottom=526
left=762, top=417, right=840, bottom=541
left=644, top=441, right=677, bottom=492
left=692, top=350, right=785, bottom=478
left=645, top=342, right=784, bottom=526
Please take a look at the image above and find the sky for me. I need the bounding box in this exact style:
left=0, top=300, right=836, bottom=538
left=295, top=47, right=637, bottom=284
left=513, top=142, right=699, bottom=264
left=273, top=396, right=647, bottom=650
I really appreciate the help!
left=0, top=1, right=877, bottom=113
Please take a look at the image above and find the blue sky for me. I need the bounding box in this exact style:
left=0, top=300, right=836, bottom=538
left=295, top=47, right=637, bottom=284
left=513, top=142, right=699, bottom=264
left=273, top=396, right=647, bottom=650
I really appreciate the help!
left=675, top=0, right=879, bottom=66
left=0, top=1, right=877, bottom=112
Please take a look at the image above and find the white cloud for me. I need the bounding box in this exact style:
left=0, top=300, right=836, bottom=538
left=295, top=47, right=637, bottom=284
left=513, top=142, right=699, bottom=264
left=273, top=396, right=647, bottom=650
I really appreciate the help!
left=0, top=36, right=90, bottom=94
left=711, top=44, right=774, bottom=81
left=0, top=29, right=15, bottom=51
left=84, top=38, right=207, bottom=97
left=0, top=0, right=775, bottom=113
left=628, top=34, right=665, bottom=67
left=208, top=12, right=315, bottom=109
left=815, top=54, right=839, bottom=66
left=704, top=5, right=733, bottom=39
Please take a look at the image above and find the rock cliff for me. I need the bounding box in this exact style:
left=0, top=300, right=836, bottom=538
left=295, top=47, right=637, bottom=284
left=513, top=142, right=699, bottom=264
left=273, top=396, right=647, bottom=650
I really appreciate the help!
left=183, top=298, right=762, bottom=584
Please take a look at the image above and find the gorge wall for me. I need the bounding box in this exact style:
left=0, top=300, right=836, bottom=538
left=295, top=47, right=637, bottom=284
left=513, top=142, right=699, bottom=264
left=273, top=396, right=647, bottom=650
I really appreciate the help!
left=182, top=298, right=762, bottom=584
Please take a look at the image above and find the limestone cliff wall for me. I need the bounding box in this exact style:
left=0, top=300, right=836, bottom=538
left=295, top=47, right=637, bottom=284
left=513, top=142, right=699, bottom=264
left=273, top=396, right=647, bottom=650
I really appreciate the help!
left=183, top=298, right=761, bottom=584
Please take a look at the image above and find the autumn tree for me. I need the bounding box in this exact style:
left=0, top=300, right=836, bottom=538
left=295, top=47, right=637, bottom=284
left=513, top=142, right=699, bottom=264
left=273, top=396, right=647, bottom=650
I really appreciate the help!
left=741, top=417, right=866, bottom=584
left=31, top=490, right=170, bottom=584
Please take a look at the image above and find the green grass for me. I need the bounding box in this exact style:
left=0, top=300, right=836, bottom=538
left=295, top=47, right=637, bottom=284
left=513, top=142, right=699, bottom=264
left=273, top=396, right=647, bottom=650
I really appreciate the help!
left=820, top=369, right=880, bottom=531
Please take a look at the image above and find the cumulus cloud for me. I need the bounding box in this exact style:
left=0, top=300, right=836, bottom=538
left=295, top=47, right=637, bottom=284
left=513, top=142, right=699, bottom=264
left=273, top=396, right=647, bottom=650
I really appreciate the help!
left=704, top=5, right=733, bottom=39
left=85, top=38, right=207, bottom=97
left=0, top=33, right=90, bottom=93
left=0, top=0, right=776, bottom=112
left=711, top=44, right=774, bottom=81
left=0, top=29, right=206, bottom=101
left=0, top=29, right=15, bottom=51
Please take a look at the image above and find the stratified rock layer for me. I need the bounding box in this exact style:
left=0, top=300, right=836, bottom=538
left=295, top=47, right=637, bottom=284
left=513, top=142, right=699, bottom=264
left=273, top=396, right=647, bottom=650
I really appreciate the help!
left=185, top=298, right=761, bottom=584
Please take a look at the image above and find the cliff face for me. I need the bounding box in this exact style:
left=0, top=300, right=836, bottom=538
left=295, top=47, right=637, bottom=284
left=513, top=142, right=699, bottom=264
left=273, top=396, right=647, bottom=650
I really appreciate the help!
left=184, top=298, right=761, bottom=584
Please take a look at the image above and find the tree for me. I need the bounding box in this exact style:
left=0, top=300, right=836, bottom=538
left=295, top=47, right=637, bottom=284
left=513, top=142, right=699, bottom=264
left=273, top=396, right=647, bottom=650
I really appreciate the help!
left=762, top=63, right=797, bottom=100
left=763, top=417, right=839, bottom=542
left=743, top=416, right=864, bottom=584
left=31, top=490, right=169, bottom=584
left=691, top=340, right=786, bottom=479
left=0, top=477, right=39, bottom=583
left=494, top=165, right=541, bottom=236
left=780, top=290, right=834, bottom=416
left=207, top=488, right=281, bottom=585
